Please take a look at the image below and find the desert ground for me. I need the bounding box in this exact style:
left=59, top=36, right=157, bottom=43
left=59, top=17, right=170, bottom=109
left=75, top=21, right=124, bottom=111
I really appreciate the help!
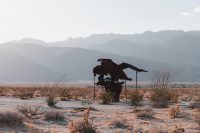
left=0, top=84, right=200, bottom=133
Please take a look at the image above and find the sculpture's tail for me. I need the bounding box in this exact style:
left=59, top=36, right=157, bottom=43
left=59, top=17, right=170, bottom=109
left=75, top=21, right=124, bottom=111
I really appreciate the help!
left=119, top=63, right=148, bottom=72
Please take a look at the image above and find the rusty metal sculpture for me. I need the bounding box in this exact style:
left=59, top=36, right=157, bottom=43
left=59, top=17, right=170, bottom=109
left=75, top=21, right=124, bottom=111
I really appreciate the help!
left=93, top=58, right=148, bottom=102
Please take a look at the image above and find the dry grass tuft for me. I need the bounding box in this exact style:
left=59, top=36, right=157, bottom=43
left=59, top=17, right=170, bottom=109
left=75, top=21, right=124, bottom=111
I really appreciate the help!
left=172, top=125, right=185, bottom=133
left=14, top=89, right=34, bottom=99
left=0, top=111, right=25, bottom=126
left=68, top=109, right=96, bottom=133
left=128, top=90, right=143, bottom=106
left=99, top=92, right=111, bottom=104
left=169, top=106, right=181, bottom=119
left=194, top=113, right=200, bottom=128
left=44, top=91, right=58, bottom=107
left=188, top=101, right=200, bottom=110
left=108, top=119, right=129, bottom=129
left=17, top=104, right=44, bottom=119
left=59, top=89, right=72, bottom=101
left=135, top=106, right=154, bottom=119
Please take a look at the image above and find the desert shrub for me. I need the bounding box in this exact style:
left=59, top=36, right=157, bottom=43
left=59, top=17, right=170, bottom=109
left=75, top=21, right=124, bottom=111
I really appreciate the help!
left=14, top=89, right=34, bottom=99
left=69, top=109, right=96, bottom=133
left=188, top=101, right=200, bottom=110
left=0, top=111, right=24, bottom=126
left=44, top=91, right=58, bottom=107
left=172, top=125, right=185, bottom=133
left=150, top=71, right=174, bottom=108
left=17, top=104, right=44, bottom=119
left=135, top=106, right=154, bottom=119
left=194, top=113, right=200, bottom=128
left=60, top=89, right=71, bottom=101
left=169, top=106, right=181, bottom=119
left=150, top=88, right=172, bottom=107
left=150, top=127, right=168, bottom=133
left=170, top=89, right=179, bottom=103
left=128, top=90, right=143, bottom=106
left=81, top=98, right=93, bottom=108
left=109, top=119, right=128, bottom=129
left=99, top=92, right=111, bottom=104
left=44, top=111, right=65, bottom=121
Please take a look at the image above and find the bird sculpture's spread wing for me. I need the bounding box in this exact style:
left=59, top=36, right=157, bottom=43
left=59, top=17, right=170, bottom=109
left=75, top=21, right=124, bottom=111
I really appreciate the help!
left=119, top=63, right=148, bottom=72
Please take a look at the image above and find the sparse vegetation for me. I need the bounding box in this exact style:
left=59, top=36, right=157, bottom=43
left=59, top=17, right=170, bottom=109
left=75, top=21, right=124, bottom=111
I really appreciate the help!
left=128, top=90, right=143, bottom=106
left=99, top=92, right=112, bottom=104
left=0, top=111, right=25, bottom=126
left=14, top=88, right=34, bottom=99
left=188, top=101, right=200, bottom=110
left=44, top=91, right=58, bottom=107
left=135, top=106, right=154, bottom=119
left=150, top=71, right=174, bottom=107
left=169, top=106, right=181, bottom=119
left=59, top=89, right=71, bottom=101
left=69, top=109, right=96, bottom=133
left=109, top=119, right=129, bottom=129
left=17, top=104, right=44, bottom=119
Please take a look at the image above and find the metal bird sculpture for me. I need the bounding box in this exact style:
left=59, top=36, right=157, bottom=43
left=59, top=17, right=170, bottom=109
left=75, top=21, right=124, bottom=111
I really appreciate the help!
left=92, top=58, right=148, bottom=101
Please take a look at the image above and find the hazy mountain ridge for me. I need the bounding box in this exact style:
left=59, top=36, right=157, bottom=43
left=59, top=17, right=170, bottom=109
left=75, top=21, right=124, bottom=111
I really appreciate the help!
left=0, top=30, right=200, bottom=82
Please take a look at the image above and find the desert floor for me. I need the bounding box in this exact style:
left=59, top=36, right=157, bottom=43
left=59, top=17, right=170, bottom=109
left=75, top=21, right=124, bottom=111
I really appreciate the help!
left=0, top=86, right=199, bottom=133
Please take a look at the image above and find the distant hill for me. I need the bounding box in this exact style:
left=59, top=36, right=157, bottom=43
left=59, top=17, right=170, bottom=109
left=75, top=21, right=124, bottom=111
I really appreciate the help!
left=1, top=30, right=200, bottom=82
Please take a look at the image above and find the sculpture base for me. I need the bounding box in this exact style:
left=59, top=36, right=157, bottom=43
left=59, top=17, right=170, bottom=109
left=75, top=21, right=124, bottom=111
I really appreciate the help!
left=105, top=83, right=122, bottom=102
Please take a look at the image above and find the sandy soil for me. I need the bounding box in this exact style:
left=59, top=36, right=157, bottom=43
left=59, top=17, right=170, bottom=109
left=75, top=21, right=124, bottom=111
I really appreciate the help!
left=0, top=96, right=199, bottom=133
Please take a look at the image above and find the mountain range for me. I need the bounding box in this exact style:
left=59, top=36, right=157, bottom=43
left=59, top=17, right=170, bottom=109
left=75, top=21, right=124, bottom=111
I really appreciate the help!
left=0, top=30, right=200, bottom=82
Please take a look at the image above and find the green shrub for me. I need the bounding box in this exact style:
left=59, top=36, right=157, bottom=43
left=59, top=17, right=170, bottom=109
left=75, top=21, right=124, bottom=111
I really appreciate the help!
left=128, top=90, right=143, bottom=106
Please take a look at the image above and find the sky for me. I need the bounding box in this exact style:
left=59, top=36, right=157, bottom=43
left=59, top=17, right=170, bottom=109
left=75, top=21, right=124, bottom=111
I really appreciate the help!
left=0, top=0, right=200, bottom=43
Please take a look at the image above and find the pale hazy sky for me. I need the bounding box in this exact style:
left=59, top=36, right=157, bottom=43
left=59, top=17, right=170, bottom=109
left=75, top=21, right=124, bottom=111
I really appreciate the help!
left=0, top=0, right=200, bottom=43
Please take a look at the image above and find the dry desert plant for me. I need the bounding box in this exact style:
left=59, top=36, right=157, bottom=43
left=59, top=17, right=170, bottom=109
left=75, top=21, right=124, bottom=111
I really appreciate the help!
left=17, top=104, right=44, bottom=119
left=99, top=92, right=112, bottom=104
left=194, top=113, right=200, bottom=128
left=108, top=119, right=129, bottom=129
left=14, top=89, right=34, bottom=99
left=169, top=105, right=181, bottom=119
left=44, top=91, right=58, bottom=107
left=0, top=111, right=25, bottom=126
left=150, top=127, right=168, bottom=133
left=128, top=90, right=143, bottom=106
left=188, top=101, right=200, bottom=110
left=59, top=89, right=72, bottom=101
left=150, top=71, right=174, bottom=108
left=68, top=109, right=96, bottom=133
left=135, top=106, right=154, bottom=119
left=44, top=111, right=65, bottom=121
left=172, top=125, right=185, bottom=133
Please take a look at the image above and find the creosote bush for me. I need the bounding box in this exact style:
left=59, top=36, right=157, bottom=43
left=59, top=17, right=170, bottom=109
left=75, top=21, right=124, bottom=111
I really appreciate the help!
left=128, top=90, right=143, bottom=106
left=99, top=92, right=111, bottom=104
left=0, top=111, right=25, bottom=126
